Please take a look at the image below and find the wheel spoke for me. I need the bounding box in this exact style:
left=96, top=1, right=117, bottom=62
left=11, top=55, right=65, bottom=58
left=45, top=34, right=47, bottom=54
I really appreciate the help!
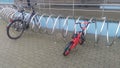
left=7, top=20, right=24, bottom=39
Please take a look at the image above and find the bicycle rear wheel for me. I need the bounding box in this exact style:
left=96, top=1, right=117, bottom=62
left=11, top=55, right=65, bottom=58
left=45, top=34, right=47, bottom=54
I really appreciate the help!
left=80, top=33, right=85, bottom=45
left=7, top=20, right=25, bottom=39
left=63, top=42, right=73, bottom=56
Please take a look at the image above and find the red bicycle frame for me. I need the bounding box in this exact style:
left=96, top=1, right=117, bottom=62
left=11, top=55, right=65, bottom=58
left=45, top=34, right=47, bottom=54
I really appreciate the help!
left=70, top=33, right=82, bottom=50
left=69, top=21, right=89, bottom=50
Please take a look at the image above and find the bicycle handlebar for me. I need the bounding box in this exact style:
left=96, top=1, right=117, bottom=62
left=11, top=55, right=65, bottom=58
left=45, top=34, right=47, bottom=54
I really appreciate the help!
left=26, top=3, right=37, bottom=8
left=12, top=3, right=37, bottom=12
left=75, top=18, right=96, bottom=30
left=75, top=21, right=90, bottom=30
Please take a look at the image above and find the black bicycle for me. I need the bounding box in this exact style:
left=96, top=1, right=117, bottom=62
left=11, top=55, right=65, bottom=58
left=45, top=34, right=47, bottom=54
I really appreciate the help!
left=7, top=3, right=39, bottom=39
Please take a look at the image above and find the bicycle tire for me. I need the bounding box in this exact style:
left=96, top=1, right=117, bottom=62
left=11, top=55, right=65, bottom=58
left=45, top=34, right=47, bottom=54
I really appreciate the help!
left=7, top=20, right=25, bottom=39
left=80, top=34, right=85, bottom=45
left=63, top=42, right=73, bottom=56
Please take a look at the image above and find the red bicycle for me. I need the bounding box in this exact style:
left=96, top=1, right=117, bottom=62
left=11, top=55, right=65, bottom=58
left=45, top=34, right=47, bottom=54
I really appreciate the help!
left=63, top=21, right=90, bottom=56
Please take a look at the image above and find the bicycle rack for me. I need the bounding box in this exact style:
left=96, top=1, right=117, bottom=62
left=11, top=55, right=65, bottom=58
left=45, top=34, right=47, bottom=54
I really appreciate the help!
left=30, top=13, right=40, bottom=29
left=30, top=13, right=39, bottom=29
left=108, top=21, right=120, bottom=46
left=113, top=21, right=120, bottom=43
left=1, top=5, right=120, bottom=46
left=0, top=8, right=17, bottom=22
left=62, top=16, right=72, bottom=38
left=106, top=20, right=110, bottom=46
left=44, top=14, right=55, bottom=32
left=96, top=17, right=106, bottom=44
left=15, top=12, right=23, bottom=20
left=84, top=17, right=94, bottom=35
left=3, top=8, right=13, bottom=19
left=23, top=13, right=31, bottom=21
left=10, top=11, right=18, bottom=19
left=0, top=6, right=3, bottom=10
left=74, top=16, right=81, bottom=34
left=38, top=13, right=46, bottom=29
left=6, top=8, right=16, bottom=20
left=51, top=15, right=62, bottom=34
left=5, top=8, right=12, bottom=19
left=47, top=15, right=61, bottom=34
left=1, top=8, right=9, bottom=21
left=10, top=11, right=22, bottom=20
left=9, top=8, right=16, bottom=17
left=0, top=8, right=12, bottom=21
left=0, top=8, right=7, bottom=18
left=0, top=8, right=4, bottom=18
left=95, top=18, right=98, bottom=43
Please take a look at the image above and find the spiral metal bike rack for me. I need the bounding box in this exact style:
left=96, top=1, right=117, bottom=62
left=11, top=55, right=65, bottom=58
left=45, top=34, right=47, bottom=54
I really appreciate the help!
left=10, top=11, right=18, bottom=19
left=95, top=18, right=98, bottom=43
left=62, top=16, right=72, bottom=38
left=0, top=8, right=8, bottom=19
left=38, top=14, right=48, bottom=33
left=44, top=14, right=55, bottom=32
left=6, top=8, right=16, bottom=19
left=30, top=13, right=46, bottom=29
left=1, top=5, right=120, bottom=46
left=106, top=20, right=110, bottom=46
left=112, top=21, right=120, bottom=44
left=5, top=8, right=15, bottom=19
left=51, top=15, right=62, bottom=34
left=0, top=8, right=17, bottom=22
left=84, top=17, right=94, bottom=35
left=37, top=13, right=46, bottom=29
left=46, top=14, right=55, bottom=34
left=74, top=16, right=81, bottom=34
left=23, top=13, right=31, bottom=21
left=96, top=17, right=106, bottom=44
left=106, top=21, right=120, bottom=46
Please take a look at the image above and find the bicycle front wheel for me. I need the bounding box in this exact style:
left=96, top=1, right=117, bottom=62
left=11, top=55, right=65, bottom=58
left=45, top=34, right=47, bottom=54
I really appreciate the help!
left=63, top=42, right=73, bottom=56
left=7, top=20, right=25, bottom=39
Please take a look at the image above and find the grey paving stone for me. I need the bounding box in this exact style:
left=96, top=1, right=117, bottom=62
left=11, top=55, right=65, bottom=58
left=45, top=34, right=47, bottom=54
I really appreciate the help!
left=0, top=20, right=120, bottom=68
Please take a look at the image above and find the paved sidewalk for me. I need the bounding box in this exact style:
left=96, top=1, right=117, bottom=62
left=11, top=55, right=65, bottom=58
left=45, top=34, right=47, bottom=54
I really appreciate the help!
left=0, top=20, right=120, bottom=68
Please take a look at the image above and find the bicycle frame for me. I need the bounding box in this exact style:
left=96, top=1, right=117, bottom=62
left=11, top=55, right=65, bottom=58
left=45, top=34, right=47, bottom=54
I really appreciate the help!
left=70, top=32, right=82, bottom=50
left=6, top=4, right=39, bottom=39
left=63, top=20, right=92, bottom=56
left=70, top=21, right=90, bottom=50
left=9, top=5, right=36, bottom=27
